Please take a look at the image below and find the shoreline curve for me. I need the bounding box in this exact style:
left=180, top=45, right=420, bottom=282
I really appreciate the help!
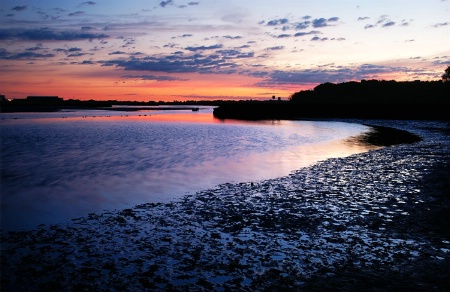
left=1, top=119, right=448, bottom=291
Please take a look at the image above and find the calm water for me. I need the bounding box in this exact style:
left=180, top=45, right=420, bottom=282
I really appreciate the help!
left=1, top=107, right=378, bottom=232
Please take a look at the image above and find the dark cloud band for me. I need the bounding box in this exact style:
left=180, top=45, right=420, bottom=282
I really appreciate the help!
left=0, top=28, right=109, bottom=41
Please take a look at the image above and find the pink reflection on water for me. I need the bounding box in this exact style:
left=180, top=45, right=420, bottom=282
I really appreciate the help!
left=1, top=108, right=382, bottom=232
left=190, top=137, right=381, bottom=186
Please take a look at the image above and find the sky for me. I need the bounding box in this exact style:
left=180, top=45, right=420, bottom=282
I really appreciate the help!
left=1, top=0, right=449, bottom=101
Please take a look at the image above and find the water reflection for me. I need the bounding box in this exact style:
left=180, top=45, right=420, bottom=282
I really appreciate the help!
left=1, top=108, right=378, bottom=232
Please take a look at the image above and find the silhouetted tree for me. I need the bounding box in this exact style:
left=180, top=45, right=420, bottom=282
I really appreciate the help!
left=442, top=66, right=450, bottom=82
left=290, top=79, right=449, bottom=105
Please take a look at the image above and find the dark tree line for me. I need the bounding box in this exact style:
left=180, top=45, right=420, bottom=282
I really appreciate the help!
left=214, top=68, right=450, bottom=120
left=290, top=79, right=449, bottom=105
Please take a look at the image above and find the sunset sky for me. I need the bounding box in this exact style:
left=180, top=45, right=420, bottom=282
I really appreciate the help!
left=1, top=0, right=449, bottom=101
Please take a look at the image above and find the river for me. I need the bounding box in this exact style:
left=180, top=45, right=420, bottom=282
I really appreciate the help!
left=0, top=106, right=379, bottom=231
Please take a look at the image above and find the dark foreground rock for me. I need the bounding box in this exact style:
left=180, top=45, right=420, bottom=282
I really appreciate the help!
left=1, top=120, right=449, bottom=291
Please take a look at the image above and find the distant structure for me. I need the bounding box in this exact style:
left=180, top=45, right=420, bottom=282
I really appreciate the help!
left=0, top=95, right=6, bottom=102
left=271, top=95, right=282, bottom=101
left=27, top=96, right=63, bottom=102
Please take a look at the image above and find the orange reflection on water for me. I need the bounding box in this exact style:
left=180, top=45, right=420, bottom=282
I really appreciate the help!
left=20, top=110, right=218, bottom=124
left=144, top=111, right=276, bottom=125
left=147, top=111, right=217, bottom=123
left=82, top=110, right=269, bottom=125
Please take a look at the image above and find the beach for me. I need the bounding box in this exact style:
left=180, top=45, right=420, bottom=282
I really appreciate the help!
left=1, top=119, right=449, bottom=291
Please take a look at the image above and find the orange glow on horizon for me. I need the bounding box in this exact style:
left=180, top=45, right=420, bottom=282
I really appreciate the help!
left=1, top=64, right=292, bottom=101
left=1, top=56, right=446, bottom=102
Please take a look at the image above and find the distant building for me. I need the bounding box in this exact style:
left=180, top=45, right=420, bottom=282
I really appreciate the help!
left=0, top=95, right=6, bottom=102
left=27, top=96, right=63, bottom=102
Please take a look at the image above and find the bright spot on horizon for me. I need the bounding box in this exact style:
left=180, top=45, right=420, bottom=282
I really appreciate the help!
left=1, top=0, right=449, bottom=101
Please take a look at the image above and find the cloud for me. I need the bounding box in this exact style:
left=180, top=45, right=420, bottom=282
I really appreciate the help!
left=311, top=36, right=328, bottom=41
left=265, top=46, right=285, bottom=51
left=185, top=44, right=223, bottom=51
left=262, top=69, right=349, bottom=85
left=312, top=17, right=339, bottom=28
left=382, top=21, right=396, bottom=27
left=188, top=2, right=199, bottom=5
left=223, top=35, right=242, bottom=39
left=215, top=49, right=241, bottom=56
left=164, top=43, right=178, bottom=48
left=12, top=5, right=27, bottom=12
left=432, top=59, right=450, bottom=66
left=25, top=45, right=45, bottom=51
left=0, top=48, right=55, bottom=60
left=103, top=46, right=254, bottom=75
left=358, top=17, right=370, bottom=21
left=400, top=19, right=411, bottom=26
left=267, top=18, right=289, bottom=26
left=377, top=15, right=389, bottom=25
left=122, top=75, right=188, bottom=81
left=0, top=28, right=109, bottom=41
left=235, top=52, right=254, bottom=58
left=68, top=52, right=89, bottom=57
left=364, top=15, right=399, bottom=29
left=216, top=49, right=254, bottom=59
left=0, top=49, right=9, bottom=58
left=68, top=11, right=85, bottom=17
left=160, top=0, right=174, bottom=7
left=102, top=52, right=241, bottom=74
left=433, top=22, right=449, bottom=27
left=248, top=71, right=270, bottom=78
left=260, top=64, right=413, bottom=86
left=80, top=1, right=96, bottom=5
left=264, top=17, right=339, bottom=32
left=363, top=15, right=400, bottom=29
left=294, top=21, right=311, bottom=30
left=69, top=47, right=83, bottom=52
left=109, top=51, right=126, bottom=55
left=294, top=31, right=321, bottom=37
left=52, top=47, right=88, bottom=57
left=357, top=64, right=409, bottom=75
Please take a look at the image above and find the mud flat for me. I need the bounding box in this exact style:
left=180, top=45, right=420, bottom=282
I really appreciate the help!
left=1, top=120, right=449, bottom=291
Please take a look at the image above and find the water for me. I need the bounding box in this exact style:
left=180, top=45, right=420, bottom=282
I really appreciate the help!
left=0, top=107, right=378, bottom=232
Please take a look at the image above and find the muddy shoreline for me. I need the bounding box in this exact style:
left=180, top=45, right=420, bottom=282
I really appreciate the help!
left=1, top=120, right=449, bottom=291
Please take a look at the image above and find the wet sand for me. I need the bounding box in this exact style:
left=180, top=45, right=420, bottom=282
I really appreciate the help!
left=1, top=119, right=449, bottom=291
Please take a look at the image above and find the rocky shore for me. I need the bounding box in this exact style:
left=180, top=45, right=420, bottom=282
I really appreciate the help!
left=1, top=119, right=449, bottom=291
